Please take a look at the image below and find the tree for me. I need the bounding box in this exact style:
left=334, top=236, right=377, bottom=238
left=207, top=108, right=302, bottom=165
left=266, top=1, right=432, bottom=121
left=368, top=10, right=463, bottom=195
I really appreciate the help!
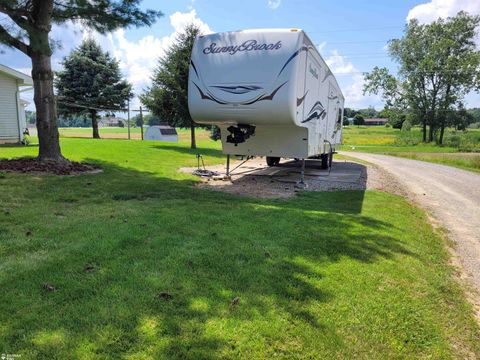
left=344, top=108, right=357, bottom=118
left=141, top=24, right=201, bottom=149
left=55, top=39, right=132, bottom=139
left=0, top=1, right=162, bottom=161
left=364, top=11, right=480, bottom=144
left=353, top=114, right=365, bottom=126
left=144, top=114, right=162, bottom=126
left=25, top=111, right=36, bottom=125
left=468, top=108, right=480, bottom=123
left=133, top=114, right=144, bottom=127
left=357, top=107, right=378, bottom=118
left=448, top=106, right=475, bottom=131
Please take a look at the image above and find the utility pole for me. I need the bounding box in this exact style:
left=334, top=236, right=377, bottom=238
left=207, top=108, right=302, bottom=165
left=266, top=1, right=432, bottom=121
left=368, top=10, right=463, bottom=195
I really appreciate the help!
left=127, top=100, right=131, bottom=140
left=139, top=106, right=144, bottom=140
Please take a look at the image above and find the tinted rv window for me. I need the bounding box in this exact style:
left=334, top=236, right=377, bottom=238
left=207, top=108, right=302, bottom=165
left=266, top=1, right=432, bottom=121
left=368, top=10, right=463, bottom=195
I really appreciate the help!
left=337, top=108, right=343, bottom=125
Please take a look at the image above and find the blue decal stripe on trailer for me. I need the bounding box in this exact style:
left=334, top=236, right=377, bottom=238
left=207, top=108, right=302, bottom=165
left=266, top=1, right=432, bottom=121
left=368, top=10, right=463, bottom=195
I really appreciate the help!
left=278, top=46, right=308, bottom=77
left=301, top=101, right=327, bottom=123
left=211, top=85, right=263, bottom=94
left=190, top=60, right=199, bottom=78
left=297, top=90, right=309, bottom=106
left=242, top=82, right=288, bottom=105
left=192, top=82, right=228, bottom=104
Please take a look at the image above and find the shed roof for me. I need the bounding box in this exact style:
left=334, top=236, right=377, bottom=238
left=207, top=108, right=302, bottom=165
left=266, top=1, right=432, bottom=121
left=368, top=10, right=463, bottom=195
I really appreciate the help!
left=149, top=125, right=178, bottom=135
left=0, top=64, right=33, bottom=86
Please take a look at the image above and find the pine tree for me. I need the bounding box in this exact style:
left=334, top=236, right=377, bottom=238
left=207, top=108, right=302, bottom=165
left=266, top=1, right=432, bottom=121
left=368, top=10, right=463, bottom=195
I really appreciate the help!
left=141, top=25, right=201, bottom=149
left=56, top=39, right=132, bottom=139
left=0, top=1, right=161, bottom=161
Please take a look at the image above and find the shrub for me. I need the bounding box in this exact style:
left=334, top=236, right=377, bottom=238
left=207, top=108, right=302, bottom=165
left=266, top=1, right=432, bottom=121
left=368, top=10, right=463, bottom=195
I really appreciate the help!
left=443, top=131, right=480, bottom=152
left=401, top=120, right=412, bottom=132
left=395, top=131, right=422, bottom=146
left=443, top=134, right=461, bottom=148
left=210, top=126, right=221, bottom=141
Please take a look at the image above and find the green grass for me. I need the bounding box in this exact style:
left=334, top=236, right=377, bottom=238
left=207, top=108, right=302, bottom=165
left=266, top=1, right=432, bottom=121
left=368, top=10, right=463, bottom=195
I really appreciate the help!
left=387, top=152, right=480, bottom=173
left=56, top=127, right=209, bottom=142
left=1, top=135, right=479, bottom=359
left=341, top=126, right=480, bottom=172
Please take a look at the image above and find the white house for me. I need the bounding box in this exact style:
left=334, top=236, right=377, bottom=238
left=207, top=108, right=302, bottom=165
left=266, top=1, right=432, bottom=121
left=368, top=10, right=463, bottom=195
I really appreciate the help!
left=0, top=64, right=33, bottom=144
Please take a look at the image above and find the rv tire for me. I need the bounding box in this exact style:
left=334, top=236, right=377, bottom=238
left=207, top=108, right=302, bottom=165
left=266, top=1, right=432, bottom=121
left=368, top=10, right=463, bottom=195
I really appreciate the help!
left=266, top=156, right=280, bottom=167
left=321, top=153, right=329, bottom=169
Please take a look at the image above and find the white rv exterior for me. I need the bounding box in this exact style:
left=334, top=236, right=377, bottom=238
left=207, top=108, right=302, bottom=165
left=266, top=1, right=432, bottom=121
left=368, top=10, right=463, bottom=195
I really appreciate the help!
left=188, top=29, right=344, bottom=162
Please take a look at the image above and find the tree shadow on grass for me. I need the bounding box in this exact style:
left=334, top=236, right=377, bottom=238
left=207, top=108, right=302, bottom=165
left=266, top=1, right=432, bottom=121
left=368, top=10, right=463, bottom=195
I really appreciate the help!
left=0, top=160, right=415, bottom=358
left=151, top=144, right=225, bottom=159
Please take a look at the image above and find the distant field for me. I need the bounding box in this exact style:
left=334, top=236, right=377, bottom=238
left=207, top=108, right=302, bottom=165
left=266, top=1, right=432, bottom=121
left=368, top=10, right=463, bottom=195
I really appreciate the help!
left=56, top=127, right=212, bottom=142
left=341, top=126, right=480, bottom=172
left=27, top=125, right=480, bottom=172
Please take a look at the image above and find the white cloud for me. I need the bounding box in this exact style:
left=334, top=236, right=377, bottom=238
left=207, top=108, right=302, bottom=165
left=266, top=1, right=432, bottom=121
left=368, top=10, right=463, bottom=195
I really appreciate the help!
left=317, top=41, right=327, bottom=52
left=325, top=50, right=382, bottom=109
left=47, top=10, right=213, bottom=110
left=406, top=0, right=480, bottom=108
left=406, top=0, right=480, bottom=48
left=407, top=0, right=480, bottom=23
left=267, top=0, right=281, bottom=10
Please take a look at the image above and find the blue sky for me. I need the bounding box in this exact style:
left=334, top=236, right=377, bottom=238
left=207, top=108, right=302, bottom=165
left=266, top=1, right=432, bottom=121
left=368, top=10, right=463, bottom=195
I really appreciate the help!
left=1, top=0, right=479, bottom=110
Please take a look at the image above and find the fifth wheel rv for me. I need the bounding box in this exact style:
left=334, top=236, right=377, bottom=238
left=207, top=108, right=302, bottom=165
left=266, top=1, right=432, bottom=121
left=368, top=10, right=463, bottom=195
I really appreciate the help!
left=188, top=28, right=344, bottom=172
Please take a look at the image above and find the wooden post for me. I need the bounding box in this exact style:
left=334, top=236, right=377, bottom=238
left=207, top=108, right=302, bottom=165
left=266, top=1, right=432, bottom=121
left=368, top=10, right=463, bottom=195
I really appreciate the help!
left=226, top=154, right=230, bottom=177
left=140, top=106, right=144, bottom=140
left=127, top=100, right=131, bottom=140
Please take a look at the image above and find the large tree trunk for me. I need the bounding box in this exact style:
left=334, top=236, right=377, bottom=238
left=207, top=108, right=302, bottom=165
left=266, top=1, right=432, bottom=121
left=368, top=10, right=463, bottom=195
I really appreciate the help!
left=422, top=118, right=427, bottom=142
left=91, top=110, right=100, bottom=139
left=31, top=53, right=64, bottom=162
left=428, top=124, right=434, bottom=142
left=439, top=122, right=445, bottom=145
left=190, top=122, right=196, bottom=149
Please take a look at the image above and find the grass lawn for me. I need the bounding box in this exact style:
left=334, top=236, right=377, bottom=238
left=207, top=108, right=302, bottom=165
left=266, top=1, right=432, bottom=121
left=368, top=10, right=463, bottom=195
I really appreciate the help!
left=1, top=135, right=479, bottom=359
left=56, top=127, right=208, bottom=142
left=341, top=126, right=480, bottom=172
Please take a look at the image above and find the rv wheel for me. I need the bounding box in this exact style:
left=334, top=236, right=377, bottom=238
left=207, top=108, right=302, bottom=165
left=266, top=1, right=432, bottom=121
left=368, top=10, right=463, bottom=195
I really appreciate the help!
left=329, top=152, right=333, bottom=168
left=321, top=154, right=329, bottom=169
left=266, top=157, right=280, bottom=167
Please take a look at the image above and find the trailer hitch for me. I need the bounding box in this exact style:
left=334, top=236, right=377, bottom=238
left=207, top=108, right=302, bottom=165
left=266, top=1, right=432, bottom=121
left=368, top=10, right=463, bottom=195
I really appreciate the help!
left=226, top=124, right=256, bottom=146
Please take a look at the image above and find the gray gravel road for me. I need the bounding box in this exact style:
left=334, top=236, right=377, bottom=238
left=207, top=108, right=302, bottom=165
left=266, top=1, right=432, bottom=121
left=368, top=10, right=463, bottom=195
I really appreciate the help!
left=343, top=152, right=480, bottom=292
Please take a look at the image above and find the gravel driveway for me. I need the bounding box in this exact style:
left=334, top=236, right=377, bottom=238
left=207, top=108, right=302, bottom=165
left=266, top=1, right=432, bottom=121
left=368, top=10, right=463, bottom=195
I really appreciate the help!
left=343, top=152, right=480, bottom=294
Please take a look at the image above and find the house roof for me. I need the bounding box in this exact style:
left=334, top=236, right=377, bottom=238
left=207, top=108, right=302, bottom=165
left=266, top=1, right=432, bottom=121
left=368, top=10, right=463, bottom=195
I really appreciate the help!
left=0, top=64, right=33, bottom=86
left=364, top=118, right=388, bottom=123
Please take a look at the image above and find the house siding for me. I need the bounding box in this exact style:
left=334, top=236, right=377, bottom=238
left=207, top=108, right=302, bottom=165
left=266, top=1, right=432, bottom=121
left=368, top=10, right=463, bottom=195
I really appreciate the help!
left=0, top=72, right=20, bottom=142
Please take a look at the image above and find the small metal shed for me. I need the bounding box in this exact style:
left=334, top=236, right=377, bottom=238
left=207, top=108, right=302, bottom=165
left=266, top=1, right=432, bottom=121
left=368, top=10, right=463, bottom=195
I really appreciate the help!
left=144, top=125, right=178, bottom=142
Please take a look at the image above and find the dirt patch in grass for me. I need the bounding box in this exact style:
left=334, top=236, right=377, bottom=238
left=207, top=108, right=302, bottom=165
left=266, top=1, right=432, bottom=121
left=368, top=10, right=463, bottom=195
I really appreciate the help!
left=181, top=157, right=408, bottom=199
left=0, top=158, right=100, bottom=175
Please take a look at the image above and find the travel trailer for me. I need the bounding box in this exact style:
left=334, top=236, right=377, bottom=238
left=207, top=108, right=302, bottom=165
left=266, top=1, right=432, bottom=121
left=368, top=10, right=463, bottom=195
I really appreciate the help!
left=188, top=28, right=344, bottom=171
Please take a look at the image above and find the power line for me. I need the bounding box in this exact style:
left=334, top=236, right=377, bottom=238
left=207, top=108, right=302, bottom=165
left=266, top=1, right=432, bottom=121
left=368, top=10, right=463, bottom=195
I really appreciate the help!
left=322, top=40, right=391, bottom=45
left=306, top=26, right=402, bottom=34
